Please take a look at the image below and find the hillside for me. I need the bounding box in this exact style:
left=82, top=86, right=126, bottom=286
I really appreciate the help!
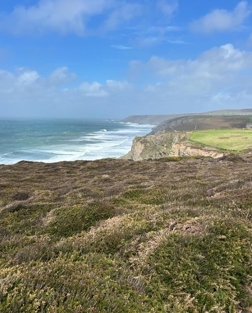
left=0, top=156, right=252, bottom=312
left=150, top=116, right=251, bottom=134
left=122, top=109, right=252, bottom=126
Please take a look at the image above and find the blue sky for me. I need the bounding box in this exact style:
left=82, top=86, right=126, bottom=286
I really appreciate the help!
left=1, top=0, right=252, bottom=118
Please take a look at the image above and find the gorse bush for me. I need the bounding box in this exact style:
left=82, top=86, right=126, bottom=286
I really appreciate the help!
left=0, top=156, right=252, bottom=312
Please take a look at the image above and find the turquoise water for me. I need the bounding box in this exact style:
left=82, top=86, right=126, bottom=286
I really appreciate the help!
left=0, top=119, right=153, bottom=164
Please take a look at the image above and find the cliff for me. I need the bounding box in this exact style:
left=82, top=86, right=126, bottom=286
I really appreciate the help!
left=123, top=115, right=252, bottom=161
left=124, top=131, right=224, bottom=161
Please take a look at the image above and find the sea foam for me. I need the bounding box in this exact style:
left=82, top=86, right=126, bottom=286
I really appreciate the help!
left=0, top=119, right=153, bottom=164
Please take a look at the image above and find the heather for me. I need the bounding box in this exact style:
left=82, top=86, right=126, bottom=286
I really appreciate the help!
left=0, top=155, right=252, bottom=312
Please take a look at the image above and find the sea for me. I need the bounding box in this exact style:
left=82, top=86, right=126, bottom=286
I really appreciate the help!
left=0, top=119, right=153, bottom=165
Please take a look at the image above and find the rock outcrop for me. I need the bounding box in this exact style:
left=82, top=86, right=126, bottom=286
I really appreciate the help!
left=123, top=131, right=224, bottom=161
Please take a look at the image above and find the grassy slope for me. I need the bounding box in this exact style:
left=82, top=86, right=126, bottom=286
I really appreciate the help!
left=190, top=129, right=252, bottom=152
left=0, top=157, right=252, bottom=312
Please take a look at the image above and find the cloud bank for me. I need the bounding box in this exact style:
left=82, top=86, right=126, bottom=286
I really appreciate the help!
left=0, top=0, right=178, bottom=35
left=1, top=44, right=252, bottom=118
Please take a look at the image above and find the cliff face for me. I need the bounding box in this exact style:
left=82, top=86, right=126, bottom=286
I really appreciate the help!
left=124, top=131, right=224, bottom=161
left=124, top=114, right=252, bottom=161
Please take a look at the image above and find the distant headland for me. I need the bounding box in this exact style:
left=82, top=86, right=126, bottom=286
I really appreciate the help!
left=122, top=108, right=252, bottom=161
left=122, top=108, right=252, bottom=125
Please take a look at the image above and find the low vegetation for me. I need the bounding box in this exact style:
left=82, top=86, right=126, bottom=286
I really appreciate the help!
left=0, top=155, right=252, bottom=312
left=190, top=129, right=252, bottom=152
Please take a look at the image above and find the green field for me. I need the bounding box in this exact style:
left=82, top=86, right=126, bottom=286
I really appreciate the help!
left=190, top=129, right=252, bottom=152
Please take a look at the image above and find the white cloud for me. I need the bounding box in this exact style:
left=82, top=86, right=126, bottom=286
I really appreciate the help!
left=134, top=25, right=182, bottom=47
left=129, top=44, right=252, bottom=112
left=137, top=37, right=162, bottom=47
left=1, top=44, right=252, bottom=118
left=190, top=1, right=251, bottom=33
left=0, top=0, right=113, bottom=35
left=0, top=0, right=180, bottom=37
left=157, top=0, right=178, bottom=17
left=48, top=67, right=76, bottom=85
left=0, top=68, right=135, bottom=117
left=79, top=79, right=131, bottom=97
left=138, top=44, right=249, bottom=79
left=106, top=80, right=131, bottom=91
left=111, top=45, right=132, bottom=50
left=17, top=70, right=40, bottom=85
left=104, top=3, right=142, bottom=30
left=167, top=39, right=187, bottom=44
left=79, top=81, right=109, bottom=97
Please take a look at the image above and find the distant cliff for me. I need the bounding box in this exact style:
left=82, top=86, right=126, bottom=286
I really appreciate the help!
left=122, top=109, right=252, bottom=126
left=122, top=114, right=191, bottom=125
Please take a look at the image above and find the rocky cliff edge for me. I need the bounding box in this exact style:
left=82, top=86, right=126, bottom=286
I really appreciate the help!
left=123, top=131, right=224, bottom=161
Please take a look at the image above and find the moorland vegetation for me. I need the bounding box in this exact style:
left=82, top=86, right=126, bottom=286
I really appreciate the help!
left=0, top=152, right=252, bottom=312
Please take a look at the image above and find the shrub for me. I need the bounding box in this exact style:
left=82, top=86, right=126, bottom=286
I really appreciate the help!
left=146, top=219, right=252, bottom=312
left=46, top=201, right=116, bottom=238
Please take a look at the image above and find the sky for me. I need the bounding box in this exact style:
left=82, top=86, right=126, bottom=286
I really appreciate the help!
left=1, top=0, right=252, bottom=118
